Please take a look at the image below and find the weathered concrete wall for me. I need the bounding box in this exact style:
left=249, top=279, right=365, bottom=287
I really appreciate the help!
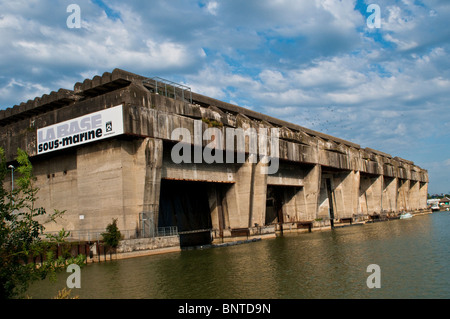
left=0, top=69, right=430, bottom=242
left=116, top=236, right=180, bottom=254
left=295, top=164, right=321, bottom=221
left=21, top=138, right=148, bottom=238
left=142, top=137, right=163, bottom=230
left=419, top=182, right=428, bottom=210
left=359, top=174, right=382, bottom=216
left=19, top=133, right=166, bottom=241
left=32, top=150, right=79, bottom=231
left=382, top=176, right=397, bottom=214
left=332, top=170, right=360, bottom=219
left=397, top=179, right=410, bottom=212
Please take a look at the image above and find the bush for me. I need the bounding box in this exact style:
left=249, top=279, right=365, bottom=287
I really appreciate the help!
left=101, top=219, right=122, bottom=251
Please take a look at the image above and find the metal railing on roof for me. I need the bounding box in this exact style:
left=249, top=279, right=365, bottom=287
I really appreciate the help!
left=143, top=77, right=192, bottom=104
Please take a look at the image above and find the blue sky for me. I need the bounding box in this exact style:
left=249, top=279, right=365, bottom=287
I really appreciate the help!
left=1, top=0, right=449, bottom=194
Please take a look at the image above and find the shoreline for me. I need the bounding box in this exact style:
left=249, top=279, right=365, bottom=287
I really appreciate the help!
left=85, top=209, right=433, bottom=264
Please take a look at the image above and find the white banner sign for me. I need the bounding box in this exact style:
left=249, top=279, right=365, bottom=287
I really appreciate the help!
left=37, top=105, right=124, bottom=155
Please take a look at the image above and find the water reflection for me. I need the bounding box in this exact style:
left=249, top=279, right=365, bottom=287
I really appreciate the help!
left=26, top=213, right=450, bottom=299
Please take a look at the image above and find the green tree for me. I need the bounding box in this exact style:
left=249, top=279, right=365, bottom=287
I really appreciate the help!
left=0, top=148, right=85, bottom=299
left=101, top=218, right=122, bottom=255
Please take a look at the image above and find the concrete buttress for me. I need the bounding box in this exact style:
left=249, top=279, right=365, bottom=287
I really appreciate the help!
left=143, top=138, right=163, bottom=230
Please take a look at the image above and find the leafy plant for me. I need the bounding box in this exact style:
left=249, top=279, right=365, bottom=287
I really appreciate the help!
left=52, top=287, right=79, bottom=299
left=0, top=148, right=85, bottom=299
left=101, top=218, right=122, bottom=252
left=202, top=118, right=223, bottom=128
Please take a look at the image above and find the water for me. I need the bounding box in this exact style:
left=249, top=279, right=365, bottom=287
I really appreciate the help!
left=26, top=212, right=450, bottom=299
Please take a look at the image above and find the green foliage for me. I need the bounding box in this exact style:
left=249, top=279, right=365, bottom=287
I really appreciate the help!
left=201, top=118, right=223, bottom=128
left=101, top=218, right=122, bottom=250
left=0, top=148, right=85, bottom=299
left=52, top=287, right=79, bottom=299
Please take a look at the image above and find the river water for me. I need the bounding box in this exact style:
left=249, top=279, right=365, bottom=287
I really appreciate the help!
left=26, top=212, right=450, bottom=299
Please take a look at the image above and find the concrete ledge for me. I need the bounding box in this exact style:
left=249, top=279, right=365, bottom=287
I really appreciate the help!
left=114, top=246, right=181, bottom=261
left=116, top=236, right=180, bottom=254
left=87, top=236, right=181, bottom=263
left=411, top=210, right=432, bottom=216
left=212, top=232, right=276, bottom=244
left=87, top=246, right=181, bottom=263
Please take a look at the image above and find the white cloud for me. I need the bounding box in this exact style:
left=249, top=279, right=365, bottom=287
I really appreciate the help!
left=383, top=34, right=419, bottom=51
left=383, top=5, right=416, bottom=33
left=206, top=1, right=219, bottom=15
left=1, top=0, right=450, bottom=192
left=0, top=78, right=50, bottom=106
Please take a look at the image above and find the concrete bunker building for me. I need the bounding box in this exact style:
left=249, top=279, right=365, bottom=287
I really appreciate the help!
left=0, top=69, right=429, bottom=247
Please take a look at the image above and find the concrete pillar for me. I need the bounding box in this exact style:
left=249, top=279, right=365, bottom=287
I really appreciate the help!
left=209, top=187, right=220, bottom=232
left=381, top=176, right=397, bottom=214
left=352, top=171, right=361, bottom=218
left=252, top=160, right=268, bottom=227
left=296, top=164, right=321, bottom=221
left=359, top=175, right=383, bottom=215
left=419, top=182, right=428, bottom=210
left=226, top=160, right=253, bottom=229
left=317, top=173, right=332, bottom=220
left=408, top=180, right=420, bottom=211
left=332, top=170, right=359, bottom=219
left=121, top=139, right=149, bottom=234
left=77, top=140, right=125, bottom=232
left=281, top=187, right=300, bottom=222
left=397, top=179, right=410, bottom=212
left=142, top=137, right=163, bottom=231
left=359, top=174, right=382, bottom=216
left=208, top=184, right=231, bottom=236
left=225, top=155, right=267, bottom=229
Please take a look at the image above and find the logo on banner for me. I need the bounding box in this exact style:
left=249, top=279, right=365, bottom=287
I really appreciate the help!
left=106, top=121, right=113, bottom=133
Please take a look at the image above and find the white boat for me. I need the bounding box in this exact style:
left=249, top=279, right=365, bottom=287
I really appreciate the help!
left=428, top=199, right=440, bottom=212
left=400, top=212, right=413, bottom=219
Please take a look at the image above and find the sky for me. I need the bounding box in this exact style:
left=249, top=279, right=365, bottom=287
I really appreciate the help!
left=0, top=0, right=449, bottom=194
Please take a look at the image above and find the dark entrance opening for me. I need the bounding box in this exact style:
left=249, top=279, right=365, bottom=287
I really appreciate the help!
left=265, top=186, right=284, bottom=226
left=159, top=179, right=212, bottom=247
left=266, top=185, right=301, bottom=234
